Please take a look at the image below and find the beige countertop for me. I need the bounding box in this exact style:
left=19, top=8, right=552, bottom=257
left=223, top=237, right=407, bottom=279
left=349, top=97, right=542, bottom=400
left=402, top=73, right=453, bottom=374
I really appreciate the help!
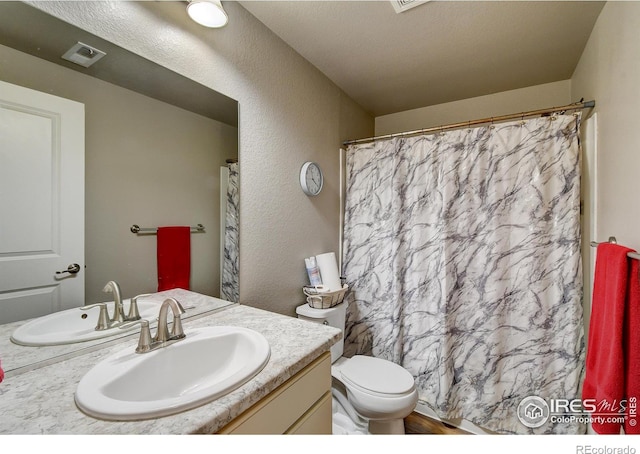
left=0, top=303, right=341, bottom=434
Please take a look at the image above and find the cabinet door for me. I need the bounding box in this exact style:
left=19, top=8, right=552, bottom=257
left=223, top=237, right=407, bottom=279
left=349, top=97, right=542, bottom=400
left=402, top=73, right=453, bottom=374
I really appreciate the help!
left=219, top=352, right=331, bottom=434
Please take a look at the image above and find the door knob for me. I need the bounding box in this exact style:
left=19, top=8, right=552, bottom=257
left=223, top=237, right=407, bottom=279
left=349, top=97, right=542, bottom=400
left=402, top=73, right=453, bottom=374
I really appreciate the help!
left=56, top=263, right=81, bottom=275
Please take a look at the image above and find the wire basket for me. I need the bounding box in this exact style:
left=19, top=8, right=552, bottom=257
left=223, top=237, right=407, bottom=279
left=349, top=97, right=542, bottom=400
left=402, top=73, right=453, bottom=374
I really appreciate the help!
left=303, top=284, right=348, bottom=309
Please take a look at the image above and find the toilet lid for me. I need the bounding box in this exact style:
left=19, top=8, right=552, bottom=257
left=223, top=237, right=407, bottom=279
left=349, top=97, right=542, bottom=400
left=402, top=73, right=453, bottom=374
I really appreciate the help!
left=339, top=355, right=415, bottom=395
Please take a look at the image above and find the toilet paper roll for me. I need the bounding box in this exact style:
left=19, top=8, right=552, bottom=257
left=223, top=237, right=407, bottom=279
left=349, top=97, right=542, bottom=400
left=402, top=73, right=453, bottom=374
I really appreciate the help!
left=316, top=252, right=341, bottom=292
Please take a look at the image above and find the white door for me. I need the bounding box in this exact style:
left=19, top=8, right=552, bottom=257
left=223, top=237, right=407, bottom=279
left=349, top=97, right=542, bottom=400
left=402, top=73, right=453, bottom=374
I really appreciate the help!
left=0, top=80, right=84, bottom=324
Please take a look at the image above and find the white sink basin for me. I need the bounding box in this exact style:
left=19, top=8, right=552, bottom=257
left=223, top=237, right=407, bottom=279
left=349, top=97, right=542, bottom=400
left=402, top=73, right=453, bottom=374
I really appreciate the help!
left=75, top=326, right=270, bottom=421
left=10, top=300, right=161, bottom=346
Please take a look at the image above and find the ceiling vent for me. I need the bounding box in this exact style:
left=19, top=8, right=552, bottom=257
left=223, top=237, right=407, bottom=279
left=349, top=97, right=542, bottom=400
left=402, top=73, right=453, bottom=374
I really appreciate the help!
left=390, top=0, right=431, bottom=14
left=62, top=42, right=106, bottom=68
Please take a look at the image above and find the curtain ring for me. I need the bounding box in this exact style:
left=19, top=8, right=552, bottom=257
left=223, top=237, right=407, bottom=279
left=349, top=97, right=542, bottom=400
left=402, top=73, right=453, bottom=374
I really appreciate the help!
left=489, top=117, right=495, bottom=130
left=520, top=114, right=525, bottom=126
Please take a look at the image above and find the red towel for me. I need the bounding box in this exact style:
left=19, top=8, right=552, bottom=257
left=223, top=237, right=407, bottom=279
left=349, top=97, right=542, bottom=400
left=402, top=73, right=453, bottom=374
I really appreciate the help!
left=157, top=226, right=191, bottom=292
left=583, top=243, right=634, bottom=434
left=624, top=259, right=640, bottom=433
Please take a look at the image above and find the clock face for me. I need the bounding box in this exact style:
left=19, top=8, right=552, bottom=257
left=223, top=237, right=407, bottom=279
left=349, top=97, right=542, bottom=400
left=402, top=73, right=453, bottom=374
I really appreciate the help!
left=301, top=162, right=323, bottom=196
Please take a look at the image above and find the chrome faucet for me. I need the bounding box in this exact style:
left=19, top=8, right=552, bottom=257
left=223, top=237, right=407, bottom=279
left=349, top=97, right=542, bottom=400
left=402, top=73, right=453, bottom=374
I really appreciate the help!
left=121, top=298, right=186, bottom=353
left=81, top=282, right=147, bottom=331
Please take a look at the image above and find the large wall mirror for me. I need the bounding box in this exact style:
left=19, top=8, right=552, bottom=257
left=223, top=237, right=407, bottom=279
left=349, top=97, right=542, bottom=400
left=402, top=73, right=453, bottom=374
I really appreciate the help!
left=0, top=2, right=239, bottom=371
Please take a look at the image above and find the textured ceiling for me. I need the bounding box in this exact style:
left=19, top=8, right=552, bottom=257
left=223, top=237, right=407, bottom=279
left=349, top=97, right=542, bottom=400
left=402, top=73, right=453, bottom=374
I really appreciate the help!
left=239, top=1, right=605, bottom=117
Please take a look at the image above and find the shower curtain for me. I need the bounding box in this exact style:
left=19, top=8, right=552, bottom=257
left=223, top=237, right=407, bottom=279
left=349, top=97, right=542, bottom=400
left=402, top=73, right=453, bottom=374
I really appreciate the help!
left=221, top=161, right=239, bottom=303
left=342, top=114, right=585, bottom=434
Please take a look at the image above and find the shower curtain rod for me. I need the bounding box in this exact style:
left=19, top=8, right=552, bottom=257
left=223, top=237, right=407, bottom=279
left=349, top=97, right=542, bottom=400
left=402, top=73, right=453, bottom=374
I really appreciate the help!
left=342, top=100, right=595, bottom=146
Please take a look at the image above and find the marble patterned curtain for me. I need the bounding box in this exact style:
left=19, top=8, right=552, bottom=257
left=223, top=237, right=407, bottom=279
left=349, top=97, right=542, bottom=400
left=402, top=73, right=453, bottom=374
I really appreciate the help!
left=342, top=114, right=585, bottom=434
left=221, top=162, right=239, bottom=303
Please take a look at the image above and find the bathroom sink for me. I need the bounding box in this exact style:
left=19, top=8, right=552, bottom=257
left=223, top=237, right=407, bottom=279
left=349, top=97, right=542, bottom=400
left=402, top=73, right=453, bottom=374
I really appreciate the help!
left=10, top=300, right=161, bottom=346
left=74, top=326, right=270, bottom=421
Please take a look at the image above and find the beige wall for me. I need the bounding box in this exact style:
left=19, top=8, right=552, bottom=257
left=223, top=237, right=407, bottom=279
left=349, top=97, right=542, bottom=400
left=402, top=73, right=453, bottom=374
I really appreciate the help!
left=572, top=1, right=640, bottom=323
left=32, top=1, right=374, bottom=316
left=375, top=80, right=572, bottom=135
left=0, top=42, right=238, bottom=304
left=572, top=1, right=640, bottom=252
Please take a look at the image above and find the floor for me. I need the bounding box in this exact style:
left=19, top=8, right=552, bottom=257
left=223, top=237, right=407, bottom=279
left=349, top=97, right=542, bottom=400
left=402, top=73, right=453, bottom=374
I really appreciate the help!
left=404, top=412, right=472, bottom=435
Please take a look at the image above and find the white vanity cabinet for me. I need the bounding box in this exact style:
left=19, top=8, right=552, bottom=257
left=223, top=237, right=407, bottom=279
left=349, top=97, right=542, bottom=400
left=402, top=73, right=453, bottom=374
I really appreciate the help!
left=218, top=352, right=332, bottom=434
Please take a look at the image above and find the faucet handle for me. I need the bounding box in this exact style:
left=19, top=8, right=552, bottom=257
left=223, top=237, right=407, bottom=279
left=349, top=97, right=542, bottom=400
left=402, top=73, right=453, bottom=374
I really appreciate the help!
left=127, top=293, right=152, bottom=321
left=120, top=319, right=152, bottom=354
left=80, top=303, right=110, bottom=331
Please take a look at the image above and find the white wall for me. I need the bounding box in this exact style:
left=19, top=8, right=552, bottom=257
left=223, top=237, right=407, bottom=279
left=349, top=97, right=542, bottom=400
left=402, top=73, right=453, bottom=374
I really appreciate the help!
left=31, top=1, right=374, bottom=316
left=375, top=80, right=572, bottom=135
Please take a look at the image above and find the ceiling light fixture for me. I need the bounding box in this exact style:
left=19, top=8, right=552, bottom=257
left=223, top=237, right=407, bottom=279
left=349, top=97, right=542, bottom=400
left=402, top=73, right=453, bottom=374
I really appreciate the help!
left=187, top=0, right=228, bottom=28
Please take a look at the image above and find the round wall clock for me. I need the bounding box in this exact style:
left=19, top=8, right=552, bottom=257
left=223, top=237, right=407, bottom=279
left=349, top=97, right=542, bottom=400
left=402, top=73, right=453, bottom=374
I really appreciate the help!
left=300, top=161, right=324, bottom=196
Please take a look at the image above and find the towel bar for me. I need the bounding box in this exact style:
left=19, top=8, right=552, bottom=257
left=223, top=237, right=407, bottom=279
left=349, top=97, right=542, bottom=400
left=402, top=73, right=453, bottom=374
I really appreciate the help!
left=590, top=237, right=640, bottom=260
left=130, top=224, right=205, bottom=234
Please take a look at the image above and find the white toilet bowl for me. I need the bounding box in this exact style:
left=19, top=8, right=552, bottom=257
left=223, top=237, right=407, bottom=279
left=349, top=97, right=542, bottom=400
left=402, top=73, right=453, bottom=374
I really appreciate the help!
left=296, top=302, right=418, bottom=434
left=333, top=355, right=418, bottom=434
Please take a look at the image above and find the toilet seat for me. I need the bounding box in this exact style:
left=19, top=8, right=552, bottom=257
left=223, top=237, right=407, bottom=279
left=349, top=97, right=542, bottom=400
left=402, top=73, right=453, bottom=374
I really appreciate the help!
left=339, top=355, right=416, bottom=397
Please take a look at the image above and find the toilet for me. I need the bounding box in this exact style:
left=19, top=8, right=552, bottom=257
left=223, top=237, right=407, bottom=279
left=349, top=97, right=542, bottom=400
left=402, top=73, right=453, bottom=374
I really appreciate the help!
left=296, top=302, right=418, bottom=434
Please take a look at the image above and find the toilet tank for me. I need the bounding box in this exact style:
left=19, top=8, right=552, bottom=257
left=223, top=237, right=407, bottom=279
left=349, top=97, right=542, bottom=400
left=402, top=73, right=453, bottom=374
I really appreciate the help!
left=296, top=302, right=345, bottom=363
